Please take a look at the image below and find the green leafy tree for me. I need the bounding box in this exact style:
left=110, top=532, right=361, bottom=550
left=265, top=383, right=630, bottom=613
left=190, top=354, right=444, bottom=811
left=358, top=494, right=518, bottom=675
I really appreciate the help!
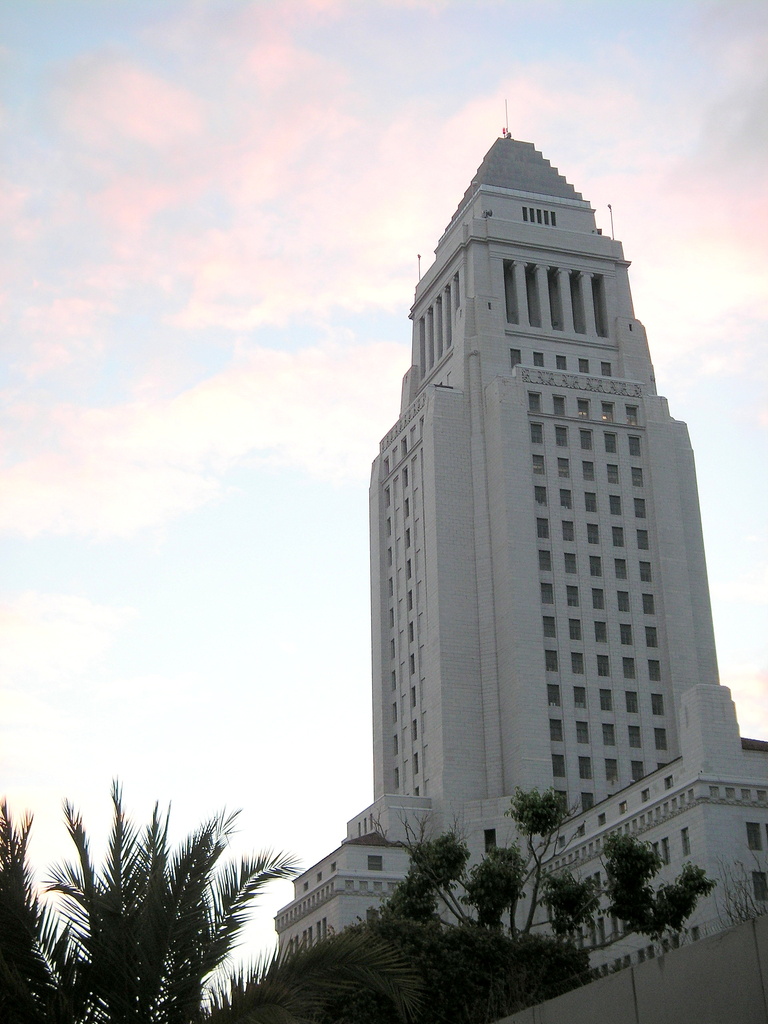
left=383, top=788, right=715, bottom=945
left=0, top=785, right=421, bottom=1024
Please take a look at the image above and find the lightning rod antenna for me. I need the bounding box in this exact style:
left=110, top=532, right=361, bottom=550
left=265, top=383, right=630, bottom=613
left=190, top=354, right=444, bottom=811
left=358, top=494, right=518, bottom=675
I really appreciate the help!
left=504, top=99, right=509, bottom=137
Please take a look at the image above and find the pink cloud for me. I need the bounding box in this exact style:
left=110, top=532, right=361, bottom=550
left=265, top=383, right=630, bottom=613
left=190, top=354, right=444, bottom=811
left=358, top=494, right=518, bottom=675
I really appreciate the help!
left=0, top=338, right=407, bottom=537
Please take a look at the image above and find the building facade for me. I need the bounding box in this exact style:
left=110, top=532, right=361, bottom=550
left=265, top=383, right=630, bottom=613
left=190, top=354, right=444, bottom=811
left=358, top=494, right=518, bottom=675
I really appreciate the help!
left=276, top=138, right=767, bottom=954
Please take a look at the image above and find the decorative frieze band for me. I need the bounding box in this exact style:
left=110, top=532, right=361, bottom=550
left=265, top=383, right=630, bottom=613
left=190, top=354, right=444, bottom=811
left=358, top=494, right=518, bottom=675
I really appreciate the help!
left=519, top=367, right=643, bottom=398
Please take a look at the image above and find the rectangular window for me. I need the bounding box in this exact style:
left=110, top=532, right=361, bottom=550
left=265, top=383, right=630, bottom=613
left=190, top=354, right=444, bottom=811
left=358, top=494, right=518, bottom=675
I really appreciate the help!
left=628, top=435, right=641, bottom=456
left=543, top=616, right=556, bottom=637
left=601, top=361, right=612, bottom=377
left=620, top=623, right=633, bottom=645
left=637, top=529, right=649, bottom=550
left=556, top=425, right=568, bottom=446
left=580, top=429, right=592, bottom=450
left=510, top=348, right=521, bottom=368
left=572, top=652, right=585, bottom=674
left=601, top=402, right=614, bottom=422
left=413, top=752, right=419, bottom=774
left=531, top=423, right=544, bottom=444
left=393, top=734, right=398, bottom=754
left=626, top=405, right=638, bottom=425
left=532, top=454, right=545, bottom=474
left=639, top=561, right=652, bottom=582
left=629, top=727, right=641, bottom=748
left=681, top=827, right=691, bottom=856
left=485, top=828, right=497, bottom=851
left=535, top=486, right=547, bottom=506
left=747, top=822, right=763, bottom=851
left=592, top=588, right=605, bottom=610
left=646, top=626, right=658, bottom=648
left=603, top=723, right=615, bottom=745
left=615, top=558, right=627, bottom=579
left=545, top=650, right=558, bottom=671
left=612, top=526, right=625, bottom=547
left=577, top=398, right=590, bottom=418
left=562, top=521, right=575, bottom=541
left=661, top=838, right=670, bottom=865
left=654, top=728, right=668, bottom=751
left=412, top=718, right=418, bottom=741
left=552, top=753, right=566, bottom=776
left=595, top=620, right=607, bottom=642
left=599, top=688, right=612, bottom=711
left=585, top=492, right=597, bottom=512
left=623, top=657, right=636, bottom=679
left=632, top=467, right=644, bottom=487
left=533, top=351, right=545, bottom=367
left=368, top=854, right=383, bottom=871
left=604, top=433, right=617, bottom=453
left=539, top=550, right=552, bottom=571
left=579, top=359, right=589, bottom=374
left=642, top=593, right=655, bottom=614
left=550, top=719, right=563, bottom=742
left=609, top=494, right=622, bottom=515
left=392, top=703, right=398, bottom=723
left=651, top=693, right=664, bottom=715
left=411, top=686, right=417, bottom=707
left=582, top=460, right=595, bottom=481
left=579, top=756, right=593, bottom=780
left=577, top=721, right=589, bottom=743
left=558, top=458, right=570, bottom=478
left=537, top=517, right=550, bottom=539
left=587, top=523, right=600, bottom=544
left=625, top=690, right=639, bottom=713
left=648, top=659, right=661, bottom=681
left=605, top=758, right=618, bottom=782
left=553, top=395, right=566, bottom=416
left=634, top=498, right=647, bottom=518
left=528, top=393, right=542, bottom=412
left=406, top=559, right=412, bottom=578
left=547, top=683, right=561, bottom=707
left=566, top=586, right=579, bottom=607
left=589, top=555, right=602, bottom=577
left=606, top=463, right=619, bottom=484
left=556, top=354, right=567, bottom=370
left=597, top=654, right=610, bottom=677
left=631, top=761, right=644, bottom=782
left=573, top=686, right=587, bottom=708
left=560, top=489, right=572, bottom=509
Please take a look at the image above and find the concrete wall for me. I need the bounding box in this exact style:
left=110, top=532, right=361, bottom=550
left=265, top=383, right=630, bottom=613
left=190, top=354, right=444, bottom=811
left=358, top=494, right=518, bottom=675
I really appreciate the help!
left=497, top=914, right=768, bottom=1024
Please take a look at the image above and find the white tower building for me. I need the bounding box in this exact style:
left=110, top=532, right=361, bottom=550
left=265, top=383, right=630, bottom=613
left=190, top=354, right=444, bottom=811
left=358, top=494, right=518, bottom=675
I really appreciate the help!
left=276, top=139, right=767, bottom=954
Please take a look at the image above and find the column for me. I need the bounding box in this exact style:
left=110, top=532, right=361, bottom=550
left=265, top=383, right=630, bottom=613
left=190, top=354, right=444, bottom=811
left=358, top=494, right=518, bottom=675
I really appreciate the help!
left=444, top=285, right=453, bottom=347
left=435, top=298, right=444, bottom=360
left=512, top=261, right=529, bottom=328
left=535, top=264, right=552, bottom=331
left=558, top=268, right=575, bottom=333
left=580, top=271, right=597, bottom=337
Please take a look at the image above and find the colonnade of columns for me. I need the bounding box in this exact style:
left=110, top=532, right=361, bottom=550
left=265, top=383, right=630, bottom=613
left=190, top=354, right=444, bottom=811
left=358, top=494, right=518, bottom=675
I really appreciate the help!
left=503, top=261, right=607, bottom=337
left=418, top=274, right=459, bottom=378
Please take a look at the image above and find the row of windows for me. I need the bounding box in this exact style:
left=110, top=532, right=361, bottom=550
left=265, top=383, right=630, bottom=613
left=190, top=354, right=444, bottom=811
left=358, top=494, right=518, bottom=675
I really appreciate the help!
left=545, top=649, right=662, bottom=679
left=548, top=684, right=665, bottom=715
left=544, top=614, right=657, bottom=642
left=552, top=754, right=646, bottom=783
left=549, top=718, right=667, bottom=750
left=528, top=391, right=640, bottom=430
left=534, top=486, right=646, bottom=518
left=538, top=519, right=651, bottom=553
left=540, top=583, right=654, bottom=615
left=512, top=349, right=612, bottom=377
left=521, top=206, right=557, bottom=226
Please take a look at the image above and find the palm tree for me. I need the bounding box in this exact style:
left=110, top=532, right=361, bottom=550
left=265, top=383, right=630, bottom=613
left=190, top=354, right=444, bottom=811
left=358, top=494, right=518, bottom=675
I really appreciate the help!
left=0, top=785, right=420, bottom=1024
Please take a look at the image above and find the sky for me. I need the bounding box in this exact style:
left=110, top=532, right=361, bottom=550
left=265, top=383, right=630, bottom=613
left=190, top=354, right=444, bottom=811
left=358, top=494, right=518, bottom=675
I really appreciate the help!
left=1, top=0, right=766, bottom=957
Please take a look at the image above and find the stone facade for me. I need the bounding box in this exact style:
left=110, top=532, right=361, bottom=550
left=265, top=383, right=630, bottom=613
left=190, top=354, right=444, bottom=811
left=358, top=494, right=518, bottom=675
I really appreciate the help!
left=276, top=138, right=767, bottom=955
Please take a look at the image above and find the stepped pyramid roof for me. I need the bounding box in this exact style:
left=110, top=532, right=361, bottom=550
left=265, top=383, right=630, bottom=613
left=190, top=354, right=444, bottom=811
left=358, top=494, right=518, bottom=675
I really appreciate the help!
left=449, top=137, right=583, bottom=227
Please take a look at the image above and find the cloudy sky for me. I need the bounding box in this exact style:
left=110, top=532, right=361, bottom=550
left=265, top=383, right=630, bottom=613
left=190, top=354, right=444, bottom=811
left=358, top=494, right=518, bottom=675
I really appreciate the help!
left=1, top=0, right=766, bottom=954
